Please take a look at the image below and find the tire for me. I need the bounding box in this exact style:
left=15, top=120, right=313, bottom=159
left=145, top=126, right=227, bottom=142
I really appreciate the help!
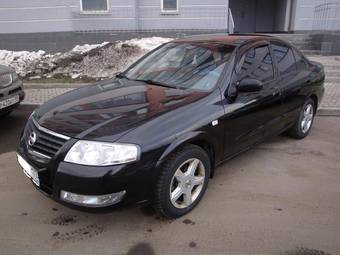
left=288, top=98, right=315, bottom=139
left=153, top=145, right=211, bottom=219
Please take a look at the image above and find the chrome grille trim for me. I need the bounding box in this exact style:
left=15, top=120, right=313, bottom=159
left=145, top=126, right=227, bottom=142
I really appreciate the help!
left=24, top=118, right=70, bottom=160
left=32, top=118, right=70, bottom=141
left=28, top=149, right=52, bottom=159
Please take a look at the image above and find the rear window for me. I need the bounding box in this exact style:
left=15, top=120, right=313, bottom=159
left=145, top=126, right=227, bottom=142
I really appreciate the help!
left=271, top=43, right=296, bottom=76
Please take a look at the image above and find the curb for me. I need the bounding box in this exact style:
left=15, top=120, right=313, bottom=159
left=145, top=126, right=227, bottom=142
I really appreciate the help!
left=317, top=107, right=340, bottom=116
left=18, top=103, right=340, bottom=117
left=23, top=83, right=89, bottom=89
left=18, top=103, right=39, bottom=111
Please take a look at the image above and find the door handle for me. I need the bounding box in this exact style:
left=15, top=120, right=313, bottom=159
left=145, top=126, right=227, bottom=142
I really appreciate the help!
left=272, top=89, right=281, bottom=97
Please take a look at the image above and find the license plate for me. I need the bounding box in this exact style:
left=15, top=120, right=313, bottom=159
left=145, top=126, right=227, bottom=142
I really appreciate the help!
left=0, top=95, right=19, bottom=110
left=17, top=154, right=40, bottom=187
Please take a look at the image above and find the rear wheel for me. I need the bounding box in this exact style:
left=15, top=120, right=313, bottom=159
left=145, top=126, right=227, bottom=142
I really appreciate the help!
left=153, top=145, right=210, bottom=219
left=288, top=98, right=315, bottom=139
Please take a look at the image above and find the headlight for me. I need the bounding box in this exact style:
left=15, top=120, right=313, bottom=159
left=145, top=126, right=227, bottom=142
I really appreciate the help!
left=64, top=141, right=140, bottom=166
left=0, top=73, right=13, bottom=87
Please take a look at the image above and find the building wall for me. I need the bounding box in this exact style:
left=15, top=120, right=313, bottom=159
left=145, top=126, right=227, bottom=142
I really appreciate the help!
left=291, top=0, right=340, bottom=31
left=137, top=0, right=228, bottom=30
left=0, top=0, right=229, bottom=34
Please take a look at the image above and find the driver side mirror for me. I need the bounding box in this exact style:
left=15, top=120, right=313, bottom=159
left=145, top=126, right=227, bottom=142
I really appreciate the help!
left=237, top=78, right=263, bottom=93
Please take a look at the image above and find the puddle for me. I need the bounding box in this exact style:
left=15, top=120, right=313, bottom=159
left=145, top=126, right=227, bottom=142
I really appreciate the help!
left=51, top=214, right=78, bottom=226
left=189, top=241, right=197, bottom=248
left=126, top=242, right=155, bottom=255
left=182, top=219, right=195, bottom=225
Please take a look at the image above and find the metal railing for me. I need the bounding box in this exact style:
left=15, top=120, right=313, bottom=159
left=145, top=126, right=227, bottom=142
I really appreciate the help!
left=313, top=2, right=340, bottom=31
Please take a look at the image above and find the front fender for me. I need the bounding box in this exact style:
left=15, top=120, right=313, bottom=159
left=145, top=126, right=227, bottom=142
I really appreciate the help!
left=155, top=130, right=218, bottom=170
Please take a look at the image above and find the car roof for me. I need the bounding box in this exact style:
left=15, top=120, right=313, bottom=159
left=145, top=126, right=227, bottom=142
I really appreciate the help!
left=173, top=33, right=286, bottom=47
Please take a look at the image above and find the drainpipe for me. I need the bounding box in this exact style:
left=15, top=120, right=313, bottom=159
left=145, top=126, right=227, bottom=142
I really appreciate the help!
left=284, top=0, right=292, bottom=32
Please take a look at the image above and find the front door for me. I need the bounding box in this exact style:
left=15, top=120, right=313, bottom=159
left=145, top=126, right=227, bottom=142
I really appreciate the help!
left=222, top=44, right=282, bottom=157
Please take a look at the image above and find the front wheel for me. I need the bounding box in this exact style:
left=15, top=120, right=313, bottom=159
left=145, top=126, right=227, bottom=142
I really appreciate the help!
left=153, top=145, right=211, bottom=219
left=288, top=98, right=315, bottom=139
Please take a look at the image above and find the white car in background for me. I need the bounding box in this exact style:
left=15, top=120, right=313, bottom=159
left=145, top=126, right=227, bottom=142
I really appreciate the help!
left=0, top=64, right=25, bottom=117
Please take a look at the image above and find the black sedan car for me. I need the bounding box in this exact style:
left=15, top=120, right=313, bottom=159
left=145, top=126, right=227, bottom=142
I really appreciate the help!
left=0, top=64, right=25, bottom=116
left=17, top=34, right=325, bottom=218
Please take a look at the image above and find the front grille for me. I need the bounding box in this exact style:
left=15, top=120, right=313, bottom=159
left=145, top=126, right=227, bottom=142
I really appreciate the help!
left=0, top=73, right=12, bottom=88
left=9, top=87, right=22, bottom=95
left=24, top=118, right=70, bottom=159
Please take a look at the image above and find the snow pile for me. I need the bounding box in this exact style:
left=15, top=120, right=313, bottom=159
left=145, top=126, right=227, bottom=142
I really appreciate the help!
left=0, top=50, right=47, bottom=76
left=71, top=42, right=110, bottom=54
left=126, top=37, right=172, bottom=51
left=0, top=37, right=173, bottom=80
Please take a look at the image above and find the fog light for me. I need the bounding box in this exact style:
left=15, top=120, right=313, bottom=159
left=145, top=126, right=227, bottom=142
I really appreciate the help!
left=60, top=190, right=126, bottom=207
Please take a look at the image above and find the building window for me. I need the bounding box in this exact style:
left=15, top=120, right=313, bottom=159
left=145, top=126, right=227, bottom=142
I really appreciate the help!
left=81, top=0, right=109, bottom=13
left=161, top=0, right=178, bottom=13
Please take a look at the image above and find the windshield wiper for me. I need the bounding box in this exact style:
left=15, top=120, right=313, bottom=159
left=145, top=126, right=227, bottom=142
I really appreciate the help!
left=134, top=79, right=177, bottom=89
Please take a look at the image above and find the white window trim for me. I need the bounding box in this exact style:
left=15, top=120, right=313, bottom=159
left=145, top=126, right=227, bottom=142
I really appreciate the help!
left=161, top=0, right=179, bottom=13
left=80, top=0, right=110, bottom=14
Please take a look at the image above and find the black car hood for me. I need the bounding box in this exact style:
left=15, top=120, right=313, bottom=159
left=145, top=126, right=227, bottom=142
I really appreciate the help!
left=34, top=79, right=207, bottom=142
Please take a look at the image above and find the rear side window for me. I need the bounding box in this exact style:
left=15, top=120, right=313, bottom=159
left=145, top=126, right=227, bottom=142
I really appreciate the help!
left=292, top=49, right=308, bottom=70
left=271, top=43, right=297, bottom=75
left=237, top=46, right=274, bottom=83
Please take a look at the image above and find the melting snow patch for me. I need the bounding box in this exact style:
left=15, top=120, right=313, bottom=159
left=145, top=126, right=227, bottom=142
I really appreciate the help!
left=0, top=37, right=173, bottom=79
left=71, top=42, right=110, bottom=54
left=124, top=37, right=172, bottom=51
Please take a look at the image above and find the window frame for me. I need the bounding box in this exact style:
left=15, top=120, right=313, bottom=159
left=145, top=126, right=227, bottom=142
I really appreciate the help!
left=292, top=47, right=309, bottom=71
left=270, top=41, right=297, bottom=77
left=161, top=0, right=179, bottom=13
left=235, top=44, right=276, bottom=85
left=80, top=0, right=110, bottom=14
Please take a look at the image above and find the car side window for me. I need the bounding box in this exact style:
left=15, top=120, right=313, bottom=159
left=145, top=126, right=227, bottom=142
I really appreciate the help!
left=236, top=46, right=274, bottom=83
left=271, top=43, right=297, bottom=75
left=292, top=48, right=308, bottom=70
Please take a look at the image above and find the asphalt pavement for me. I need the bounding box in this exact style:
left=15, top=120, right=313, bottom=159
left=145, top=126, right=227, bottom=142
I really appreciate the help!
left=0, top=109, right=340, bottom=255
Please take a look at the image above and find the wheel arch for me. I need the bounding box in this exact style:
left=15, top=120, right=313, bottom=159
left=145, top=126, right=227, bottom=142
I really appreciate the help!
left=310, top=94, right=318, bottom=112
left=156, top=131, right=217, bottom=178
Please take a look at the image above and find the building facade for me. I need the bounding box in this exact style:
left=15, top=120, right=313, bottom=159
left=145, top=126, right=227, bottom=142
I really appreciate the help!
left=0, top=0, right=229, bottom=33
left=0, top=0, right=339, bottom=34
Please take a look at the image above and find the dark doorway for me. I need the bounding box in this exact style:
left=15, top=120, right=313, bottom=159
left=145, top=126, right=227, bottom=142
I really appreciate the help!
left=229, top=0, right=288, bottom=33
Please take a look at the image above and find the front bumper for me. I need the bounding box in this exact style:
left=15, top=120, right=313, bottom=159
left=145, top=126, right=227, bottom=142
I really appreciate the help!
left=0, top=79, right=25, bottom=112
left=17, top=141, right=157, bottom=209
left=60, top=190, right=126, bottom=207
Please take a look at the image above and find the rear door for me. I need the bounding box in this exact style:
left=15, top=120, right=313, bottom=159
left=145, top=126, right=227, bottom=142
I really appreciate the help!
left=222, top=43, right=282, bottom=157
left=270, top=42, right=308, bottom=129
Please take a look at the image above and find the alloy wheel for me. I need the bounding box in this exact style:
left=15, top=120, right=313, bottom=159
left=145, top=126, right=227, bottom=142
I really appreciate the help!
left=301, top=103, right=314, bottom=134
left=169, top=158, right=206, bottom=209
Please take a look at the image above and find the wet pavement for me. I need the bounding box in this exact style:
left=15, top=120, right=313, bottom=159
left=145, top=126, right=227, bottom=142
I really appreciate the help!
left=0, top=109, right=340, bottom=255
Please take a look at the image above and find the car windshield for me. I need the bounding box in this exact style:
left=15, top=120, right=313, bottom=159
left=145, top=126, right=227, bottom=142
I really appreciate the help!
left=125, top=42, right=235, bottom=91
